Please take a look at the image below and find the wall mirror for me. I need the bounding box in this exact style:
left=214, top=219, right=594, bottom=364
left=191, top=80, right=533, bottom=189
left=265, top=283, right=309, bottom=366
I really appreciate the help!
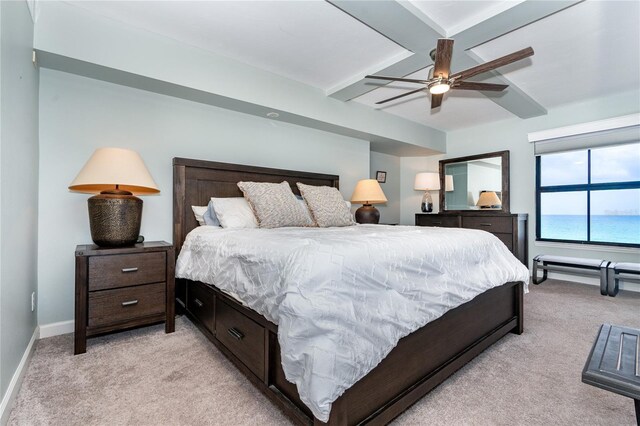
left=439, top=150, right=510, bottom=213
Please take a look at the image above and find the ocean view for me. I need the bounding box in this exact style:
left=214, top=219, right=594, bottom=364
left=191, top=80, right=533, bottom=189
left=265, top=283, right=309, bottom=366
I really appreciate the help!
left=540, top=215, right=640, bottom=245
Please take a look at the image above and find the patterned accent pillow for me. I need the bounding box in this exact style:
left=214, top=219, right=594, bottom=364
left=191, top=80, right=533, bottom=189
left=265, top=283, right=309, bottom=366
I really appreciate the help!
left=297, top=183, right=355, bottom=227
left=237, top=181, right=314, bottom=228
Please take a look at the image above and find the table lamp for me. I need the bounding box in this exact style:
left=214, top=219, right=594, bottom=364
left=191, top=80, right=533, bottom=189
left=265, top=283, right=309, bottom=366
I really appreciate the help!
left=350, top=179, right=387, bottom=224
left=445, top=175, right=454, bottom=192
left=477, top=191, right=501, bottom=209
left=414, top=172, right=440, bottom=213
left=69, top=147, right=159, bottom=247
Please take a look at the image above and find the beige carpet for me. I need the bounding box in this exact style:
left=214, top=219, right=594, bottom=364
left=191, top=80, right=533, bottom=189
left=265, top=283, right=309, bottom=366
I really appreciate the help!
left=8, top=280, right=640, bottom=425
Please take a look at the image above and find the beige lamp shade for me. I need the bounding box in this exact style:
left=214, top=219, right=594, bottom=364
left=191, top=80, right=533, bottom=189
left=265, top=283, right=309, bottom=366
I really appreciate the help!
left=445, top=175, right=454, bottom=192
left=351, top=179, right=387, bottom=204
left=477, top=191, right=501, bottom=207
left=414, top=172, right=440, bottom=191
left=69, top=147, right=159, bottom=195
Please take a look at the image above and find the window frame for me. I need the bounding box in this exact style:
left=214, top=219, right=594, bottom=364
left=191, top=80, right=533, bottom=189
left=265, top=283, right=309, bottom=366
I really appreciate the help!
left=535, top=147, right=640, bottom=248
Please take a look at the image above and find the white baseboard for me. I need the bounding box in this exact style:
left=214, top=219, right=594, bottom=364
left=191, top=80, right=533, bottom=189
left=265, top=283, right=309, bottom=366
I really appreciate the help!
left=0, top=328, right=38, bottom=426
left=38, top=320, right=74, bottom=338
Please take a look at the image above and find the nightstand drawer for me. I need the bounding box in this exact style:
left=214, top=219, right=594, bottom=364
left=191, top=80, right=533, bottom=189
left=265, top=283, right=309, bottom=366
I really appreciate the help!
left=88, top=282, right=166, bottom=328
left=187, top=281, right=215, bottom=334
left=216, top=300, right=265, bottom=379
left=416, top=214, right=460, bottom=227
left=89, top=252, right=166, bottom=291
left=462, top=216, right=513, bottom=233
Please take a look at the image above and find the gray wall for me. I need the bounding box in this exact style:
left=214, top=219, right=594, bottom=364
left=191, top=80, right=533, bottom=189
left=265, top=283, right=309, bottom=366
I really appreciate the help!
left=398, top=90, right=640, bottom=282
left=0, top=0, right=39, bottom=400
left=370, top=152, right=400, bottom=224
left=38, top=69, right=370, bottom=325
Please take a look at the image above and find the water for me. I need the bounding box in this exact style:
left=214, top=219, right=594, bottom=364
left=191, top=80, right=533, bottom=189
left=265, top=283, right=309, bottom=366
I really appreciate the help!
left=540, top=215, right=640, bottom=245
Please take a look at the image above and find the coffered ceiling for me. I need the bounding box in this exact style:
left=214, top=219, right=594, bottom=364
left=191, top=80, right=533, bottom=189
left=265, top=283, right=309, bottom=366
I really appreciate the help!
left=65, top=0, right=640, bottom=132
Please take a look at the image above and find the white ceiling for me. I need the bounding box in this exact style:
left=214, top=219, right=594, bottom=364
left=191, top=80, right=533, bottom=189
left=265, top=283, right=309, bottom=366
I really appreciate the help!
left=471, top=0, right=640, bottom=108
left=407, top=0, right=524, bottom=36
left=66, top=1, right=408, bottom=90
left=64, top=0, right=640, bottom=133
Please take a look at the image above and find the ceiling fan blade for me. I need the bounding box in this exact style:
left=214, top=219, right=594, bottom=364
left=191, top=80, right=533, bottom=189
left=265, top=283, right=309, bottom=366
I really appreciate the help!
left=433, top=39, right=454, bottom=78
left=431, top=93, right=443, bottom=109
left=365, top=75, right=427, bottom=84
left=375, top=88, right=426, bottom=105
left=452, top=81, right=508, bottom=91
left=451, top=47, right=534, bottom=81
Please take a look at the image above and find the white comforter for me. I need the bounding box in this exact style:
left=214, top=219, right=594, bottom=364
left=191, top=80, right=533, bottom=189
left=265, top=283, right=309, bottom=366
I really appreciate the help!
left=176, top=224, right=529, bottom=421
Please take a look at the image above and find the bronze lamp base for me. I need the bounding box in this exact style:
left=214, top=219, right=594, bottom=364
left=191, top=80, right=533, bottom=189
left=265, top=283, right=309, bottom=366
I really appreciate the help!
left=88, top=189, right=142, bottom=247
left=355, top=204, right=380, bottom=224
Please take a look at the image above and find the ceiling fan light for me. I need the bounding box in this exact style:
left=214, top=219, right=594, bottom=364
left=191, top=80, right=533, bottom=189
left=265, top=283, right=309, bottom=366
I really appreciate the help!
left=429, top=83, right=450, bottom=95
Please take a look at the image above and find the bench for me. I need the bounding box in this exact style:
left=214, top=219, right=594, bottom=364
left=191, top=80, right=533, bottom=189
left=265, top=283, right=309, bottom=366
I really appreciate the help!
left=582, top=324, right=640, bottom=424
left=532, top=255, right=609, bottom=294
left=607, top=262, right=640, bottom=297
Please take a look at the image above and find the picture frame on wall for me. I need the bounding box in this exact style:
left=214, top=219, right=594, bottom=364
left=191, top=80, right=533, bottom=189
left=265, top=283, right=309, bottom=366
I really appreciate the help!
left=376, top=171, right=387, bottom=183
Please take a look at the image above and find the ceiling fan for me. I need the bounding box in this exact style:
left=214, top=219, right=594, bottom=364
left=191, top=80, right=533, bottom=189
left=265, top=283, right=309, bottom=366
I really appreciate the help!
left=365, top=39, right=534, bottom=110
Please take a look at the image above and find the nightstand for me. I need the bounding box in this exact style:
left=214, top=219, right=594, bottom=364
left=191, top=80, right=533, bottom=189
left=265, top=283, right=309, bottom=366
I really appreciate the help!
left=74, top=241, right=175, bottom=354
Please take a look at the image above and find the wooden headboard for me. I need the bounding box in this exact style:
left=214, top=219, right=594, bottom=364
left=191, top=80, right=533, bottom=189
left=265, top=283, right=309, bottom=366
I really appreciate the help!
left=173, top=157, right=339, bottom=254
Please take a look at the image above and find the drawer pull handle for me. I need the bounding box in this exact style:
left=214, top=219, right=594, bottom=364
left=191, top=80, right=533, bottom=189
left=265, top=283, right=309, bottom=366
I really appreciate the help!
left=121, top=300, right=139, bottom=307
left=479, top=223, right=492, bottom=227
left=121, top=267, right=139, bottom=273
left=194, top=298, right=204, bottom=308
left=227, top=327, right=244, bottom=341
left=432, top=221, right=442, bottom=225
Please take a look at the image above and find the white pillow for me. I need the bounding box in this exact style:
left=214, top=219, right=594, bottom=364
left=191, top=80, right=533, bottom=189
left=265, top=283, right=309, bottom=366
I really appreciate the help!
left=191, top=206, right=208, bottom=226
left=211, top=197, right=258, bottom=229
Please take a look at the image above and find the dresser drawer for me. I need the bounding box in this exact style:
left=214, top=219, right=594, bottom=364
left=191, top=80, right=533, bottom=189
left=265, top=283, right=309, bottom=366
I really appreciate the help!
left=416, top=215, right=460, bottom=227
left=186, top=281, right=215, bottom=334
left=88, top=282, right=166, bottom=328
left=462, top=216, right=513, bottom=234
left=216, top=300, right=265, bottom=379
left=89, top=252, right=166, bottom=291
left=493, top=233, right=514, bottom=251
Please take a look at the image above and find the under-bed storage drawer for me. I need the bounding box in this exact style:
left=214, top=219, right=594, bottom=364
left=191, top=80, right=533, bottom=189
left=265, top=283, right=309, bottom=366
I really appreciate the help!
left=216, top=299, right=265, bottom=379
left=88, top=282, right=166, bottom=328
left=186, top=281, right=215, bottom=334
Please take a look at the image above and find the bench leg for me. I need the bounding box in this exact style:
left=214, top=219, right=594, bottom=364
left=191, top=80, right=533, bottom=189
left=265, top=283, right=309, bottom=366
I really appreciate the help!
left=600, top=267, right=608, bottom=296
left=634, top=398, right=639, bottom=426
left=532, top=261, right=548, bottom=285
left=607, top=268, right=619, bottom=297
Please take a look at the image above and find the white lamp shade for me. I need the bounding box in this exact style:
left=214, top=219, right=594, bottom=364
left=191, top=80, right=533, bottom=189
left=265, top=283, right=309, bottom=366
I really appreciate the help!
left=414, top=172, right=440, bottom=191
left=69, top=147, right=159, bottom=195
left=351, top=179, right=387, bottom=204
left=445, top=175, right=454, bottom=192
left=477, top=191, right=501, bottom=207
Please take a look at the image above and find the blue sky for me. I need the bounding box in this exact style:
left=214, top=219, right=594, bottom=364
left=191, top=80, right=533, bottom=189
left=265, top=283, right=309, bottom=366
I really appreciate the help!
left=540, top=143, right=640, bottom=215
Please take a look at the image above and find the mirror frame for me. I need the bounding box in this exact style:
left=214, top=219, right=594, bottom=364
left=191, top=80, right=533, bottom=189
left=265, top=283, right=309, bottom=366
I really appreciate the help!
left=439, top=150, right=510, bottom=214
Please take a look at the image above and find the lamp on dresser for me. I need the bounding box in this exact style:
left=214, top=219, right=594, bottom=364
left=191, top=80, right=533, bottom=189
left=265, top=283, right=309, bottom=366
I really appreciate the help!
left=351, top=179, right=387, bottom=224
left=414, top=172, right=440, bottom=213
left=69, top=147, right=159, bottom=247
left=477, top=191, right=502, bottom=209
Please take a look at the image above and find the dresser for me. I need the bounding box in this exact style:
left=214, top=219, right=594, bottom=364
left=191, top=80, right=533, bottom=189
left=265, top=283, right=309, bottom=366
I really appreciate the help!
left=74, top=241, right=175, bottom=354
left=416, top=213, right=528, bottom=266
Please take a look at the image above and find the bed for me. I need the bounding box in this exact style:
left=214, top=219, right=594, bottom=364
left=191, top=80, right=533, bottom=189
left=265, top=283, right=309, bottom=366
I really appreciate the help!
left=172, top=157, right=526, bottom=425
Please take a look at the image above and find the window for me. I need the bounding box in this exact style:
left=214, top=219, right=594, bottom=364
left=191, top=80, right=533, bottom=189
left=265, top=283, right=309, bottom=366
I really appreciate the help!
left=536, top=142, right=640, bottom=247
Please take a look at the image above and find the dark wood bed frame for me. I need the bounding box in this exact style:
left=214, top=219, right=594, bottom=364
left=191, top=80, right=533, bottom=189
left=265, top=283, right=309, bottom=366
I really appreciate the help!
left=173, top=157, right=524, bottom=425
